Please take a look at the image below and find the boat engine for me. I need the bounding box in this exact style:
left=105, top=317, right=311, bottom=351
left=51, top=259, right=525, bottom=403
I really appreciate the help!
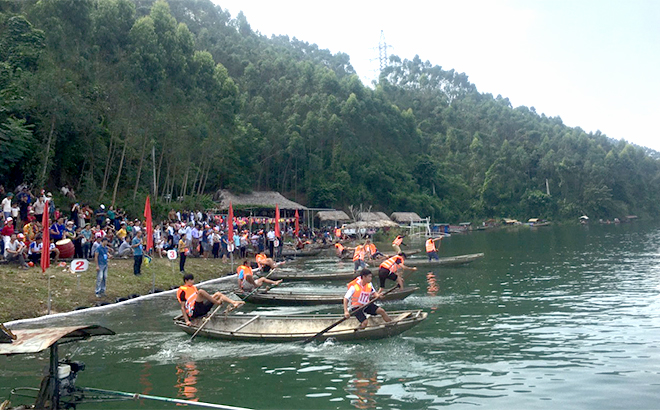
left=57, top=360, right=86, bottom=407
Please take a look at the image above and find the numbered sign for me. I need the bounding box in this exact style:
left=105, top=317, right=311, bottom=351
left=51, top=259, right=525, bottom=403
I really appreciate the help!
left=227, top=243, right=235, bottom=252
left=70, top=259, right=89, bottom=273
left=167, top=249, right=178, bottom=260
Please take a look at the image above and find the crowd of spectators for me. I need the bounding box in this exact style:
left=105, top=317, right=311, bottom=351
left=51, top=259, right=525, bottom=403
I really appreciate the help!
left=1, top=185, right=335, bottom=271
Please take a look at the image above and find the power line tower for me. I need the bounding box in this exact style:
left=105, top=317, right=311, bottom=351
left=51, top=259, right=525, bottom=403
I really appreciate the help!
left=378, top=30, right=389, bottom=73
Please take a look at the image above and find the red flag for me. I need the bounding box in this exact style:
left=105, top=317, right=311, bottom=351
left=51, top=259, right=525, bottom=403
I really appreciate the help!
left=294, top=209, right=300, bottom=238
left=274, top=204, right=281, bottom=238
left=144, top=195, right=153, bottom=252
left=41, top=200, right=50, bottom=273
left=227, top=202, right=234, bottom=243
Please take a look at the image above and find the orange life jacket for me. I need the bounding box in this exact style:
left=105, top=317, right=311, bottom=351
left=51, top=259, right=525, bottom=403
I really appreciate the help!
left=335, top=243, right=345, bottom=252
left=425, top=238, right=437, bottom=253
left=237, top=265, right=253, bottom=290
left=352, top=245, right=365, bottom=261
left=349, top=279, right=374, bottom=307
left=366, top=243, right=377, bottom=255
left=392, top=236, right=403, bottom=246
left=256, top=253, right=267, bottom=264
left=178, top=285, right=198, bottom=317
left=380, top=255, right=403, bottom=272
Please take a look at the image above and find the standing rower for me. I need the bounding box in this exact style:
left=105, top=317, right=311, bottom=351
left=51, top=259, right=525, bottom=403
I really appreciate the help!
left=425, top=236, right=442, bottom=260
left=392, top=235, right=405, bottom=254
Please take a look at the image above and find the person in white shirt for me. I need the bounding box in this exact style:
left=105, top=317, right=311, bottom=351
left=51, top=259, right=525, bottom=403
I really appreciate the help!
left=5, top=233, right=28, bottom=268
left=1, top=193, right=13, bottom=221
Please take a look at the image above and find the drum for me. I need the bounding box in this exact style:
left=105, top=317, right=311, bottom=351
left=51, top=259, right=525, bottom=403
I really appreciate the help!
left=56, top=239, right=75, bottom=259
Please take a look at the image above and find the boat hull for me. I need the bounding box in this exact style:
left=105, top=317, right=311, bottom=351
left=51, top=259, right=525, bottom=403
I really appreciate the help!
left=267, top=270, right=357, bottom=281
left=175, top=310, right=427, bottom=342
left=238, top=287, right=419, bottom=306
left=404, top=252, right=484, bottom=266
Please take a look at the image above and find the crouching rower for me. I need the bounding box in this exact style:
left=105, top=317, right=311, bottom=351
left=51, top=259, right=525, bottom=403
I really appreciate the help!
left=378, top=253, right=417, bottom=290
left=255, top=252, right=283, bottom=272
left=237, top=261, right=282, bottom=292
left=177, top=273, right=243, bottom=326
left=343, top=269, right=391, bottom=329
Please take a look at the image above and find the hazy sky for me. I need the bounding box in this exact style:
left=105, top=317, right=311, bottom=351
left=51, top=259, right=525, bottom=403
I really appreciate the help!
left=215, top=0, right=660, bottom=151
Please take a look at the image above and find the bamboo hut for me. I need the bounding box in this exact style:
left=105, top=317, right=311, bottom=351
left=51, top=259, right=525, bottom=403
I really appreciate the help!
left=213, top=190, right=307, bottom=211
left=316, top=210, right=351, bottom=227
left=359, top=212, right=392, bottom=223
left=390, top=212, right=423, bottom=223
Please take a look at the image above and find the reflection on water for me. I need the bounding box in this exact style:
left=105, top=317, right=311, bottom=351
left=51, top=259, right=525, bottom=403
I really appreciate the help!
left=140, top=362, right=153, bottom=396
left=4, top=224, right=660, bottom=409
left=346, top=367, right=380, bottom=409
left=175, top=361, right=199, bottom=402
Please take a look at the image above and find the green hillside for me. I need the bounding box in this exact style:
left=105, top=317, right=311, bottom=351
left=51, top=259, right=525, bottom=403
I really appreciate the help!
left=1, top=0, right=658, bottom=221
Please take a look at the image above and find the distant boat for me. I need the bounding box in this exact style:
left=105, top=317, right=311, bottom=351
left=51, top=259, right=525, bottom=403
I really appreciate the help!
left=174, top=310, right=428, bottom=342
left=237, top=286, right=419, bottom=306
left=404, top=252, right=485, bottom=267
left=527, top=218, right=551, bottom=227
left=268, top=269, right=357, bottom=281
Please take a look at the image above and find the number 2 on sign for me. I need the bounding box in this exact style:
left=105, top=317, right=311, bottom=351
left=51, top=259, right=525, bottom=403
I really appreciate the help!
left=70, top=259, right=89, bottom=273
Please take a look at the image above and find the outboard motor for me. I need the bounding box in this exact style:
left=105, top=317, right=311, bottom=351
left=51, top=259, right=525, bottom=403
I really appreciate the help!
left=57, top=360, right=86, bottom=408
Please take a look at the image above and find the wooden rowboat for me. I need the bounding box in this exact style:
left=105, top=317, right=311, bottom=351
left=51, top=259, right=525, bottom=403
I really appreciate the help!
left=404, top=252, right=484, bottom=266
left=340, top=249, right=422, bottom=260
left=267, top=270, right=357, bottom=281
left=237, top=286, right=419, bottom=306
left=174, top=310, right=427, bottom=342
left=281, top=248, right=323, bottom=257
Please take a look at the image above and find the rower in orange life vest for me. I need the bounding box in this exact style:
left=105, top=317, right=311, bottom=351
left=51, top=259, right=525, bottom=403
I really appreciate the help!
left=335, top=242, right=347, bottom=258
left=392, top=235, right=406, bottom=254
left=343, top=269, right=391, bottom=329
left=364, top=238, right=384, bottom=260
left=255, top=252, right=282, bottom=273
left=177, top=273, right=243, bottom=326
left=378, top=253, right=417, bottom=290
left=352, top=243, right=367, bottom=273
left=425, top=236, right=442, bottom=261
left=237, top=261, right=282, bottom=292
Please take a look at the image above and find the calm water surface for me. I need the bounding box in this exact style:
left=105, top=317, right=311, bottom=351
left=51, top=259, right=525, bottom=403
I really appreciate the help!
left=3, top=223, right=660, bottom=409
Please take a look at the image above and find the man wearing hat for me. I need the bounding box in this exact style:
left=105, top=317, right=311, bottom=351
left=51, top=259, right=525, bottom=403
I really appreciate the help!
left=95, top=204, right=106, bottom=227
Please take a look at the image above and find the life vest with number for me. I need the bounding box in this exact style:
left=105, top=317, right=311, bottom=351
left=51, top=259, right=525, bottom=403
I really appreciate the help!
left=178, top=285, right=198, bottom=317
left=350, top=280, right=374, bottom=307
left=380, top=255, right=403, bottom=272
left=352, top=245, right=365, bottom=262
left=425, top=238, right=437, bottom=253
left=392, top=236, right=403, bottom=246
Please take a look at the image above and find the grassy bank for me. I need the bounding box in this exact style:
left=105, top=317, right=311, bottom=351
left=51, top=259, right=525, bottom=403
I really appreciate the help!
left=0, top=257, right=240, bottom=323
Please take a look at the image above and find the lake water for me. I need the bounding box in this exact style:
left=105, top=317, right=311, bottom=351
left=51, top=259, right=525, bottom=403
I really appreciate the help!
left=3, top=223, right=660, bottom=409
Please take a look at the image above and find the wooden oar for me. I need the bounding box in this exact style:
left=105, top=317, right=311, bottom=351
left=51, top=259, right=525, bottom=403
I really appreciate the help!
left=302, top=285, right=400, bottom=344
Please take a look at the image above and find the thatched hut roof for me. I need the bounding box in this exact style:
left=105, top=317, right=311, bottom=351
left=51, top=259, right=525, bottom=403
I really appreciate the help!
left=344, top=220, right=399, bottom=229
left=390, top=212, right=423, bottom=223
left=316, top=210, right=351, bottom=222
left=359, top=212, right=391, bottom=222
left=214, top=190, right=307, bottom=210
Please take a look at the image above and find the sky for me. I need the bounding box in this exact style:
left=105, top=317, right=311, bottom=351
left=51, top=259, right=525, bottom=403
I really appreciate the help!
left=214, top=0, right=660, bottom=151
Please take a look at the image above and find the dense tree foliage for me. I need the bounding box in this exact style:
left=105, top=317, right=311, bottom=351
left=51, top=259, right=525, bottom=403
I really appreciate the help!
left=1, top=0, right=659, bottom=221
